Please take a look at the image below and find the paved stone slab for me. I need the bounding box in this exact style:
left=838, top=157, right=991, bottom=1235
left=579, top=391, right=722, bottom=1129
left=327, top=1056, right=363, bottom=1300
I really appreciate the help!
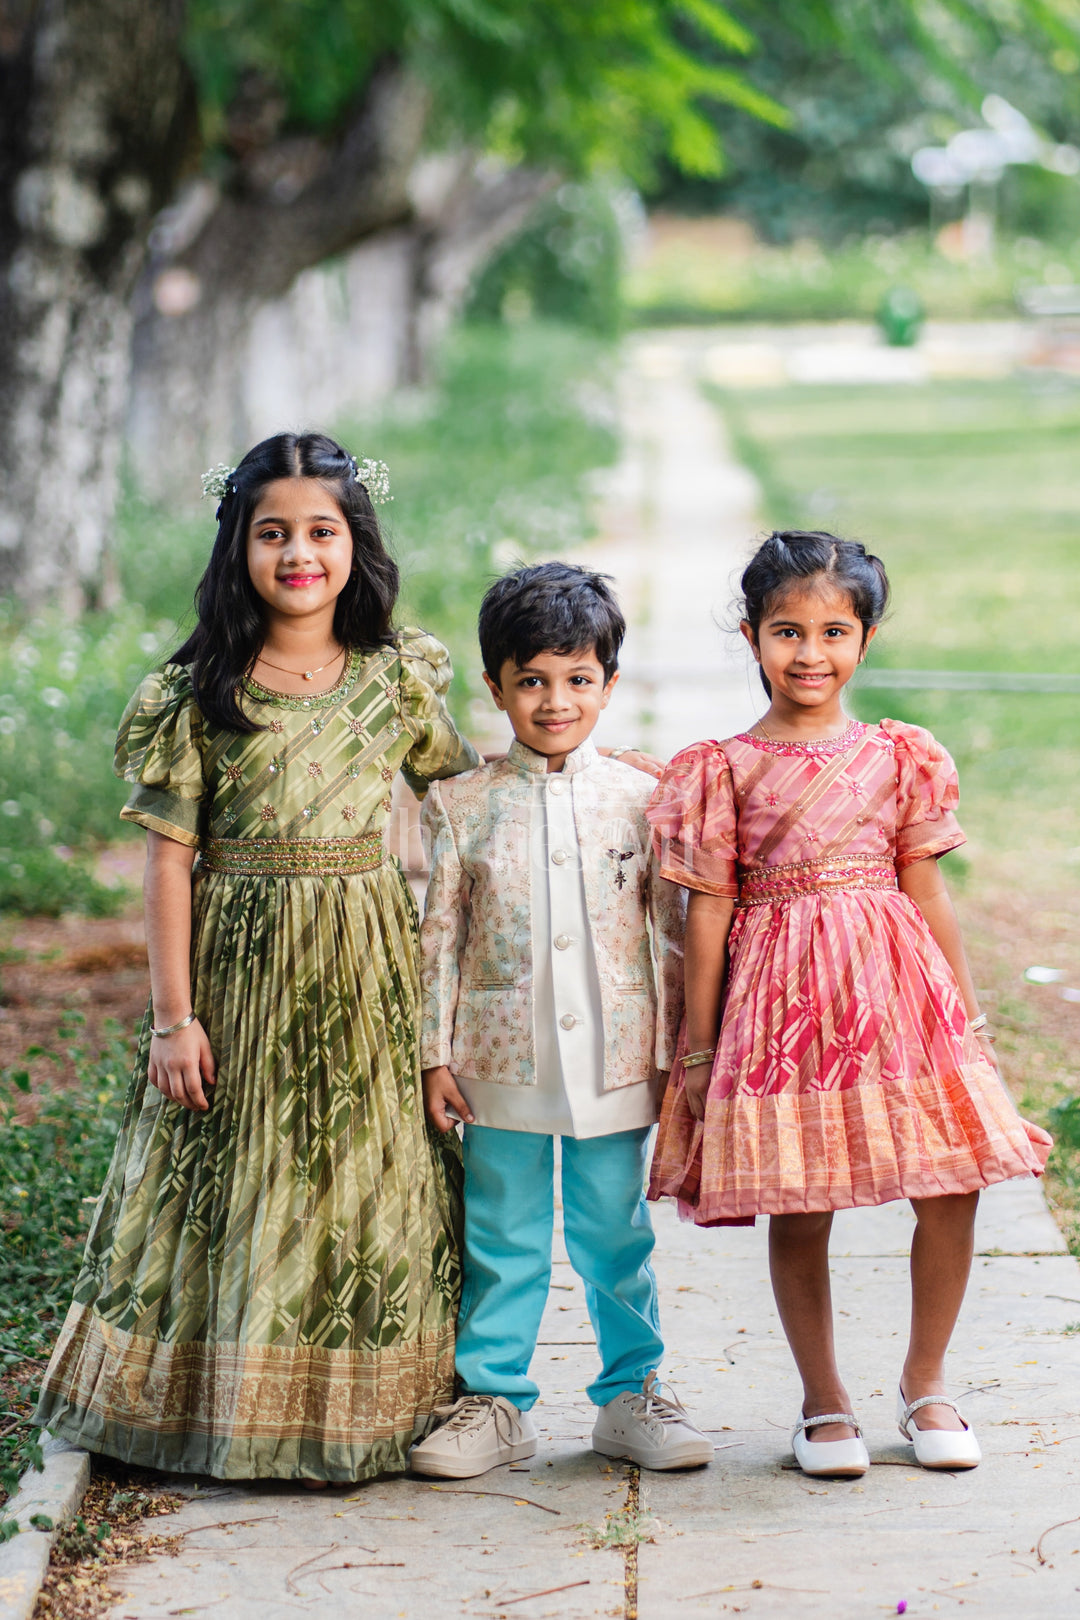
left=643, top=1184, right=1080, bottom=1620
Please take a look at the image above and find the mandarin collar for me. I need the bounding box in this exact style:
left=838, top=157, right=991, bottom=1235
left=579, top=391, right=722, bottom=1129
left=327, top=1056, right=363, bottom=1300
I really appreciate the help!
left=507, top=737, right=599, bottom=777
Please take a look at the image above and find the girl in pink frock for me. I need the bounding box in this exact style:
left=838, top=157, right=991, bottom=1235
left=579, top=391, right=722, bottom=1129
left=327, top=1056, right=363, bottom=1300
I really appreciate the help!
left=646, top=531, right=1050, bottom=1481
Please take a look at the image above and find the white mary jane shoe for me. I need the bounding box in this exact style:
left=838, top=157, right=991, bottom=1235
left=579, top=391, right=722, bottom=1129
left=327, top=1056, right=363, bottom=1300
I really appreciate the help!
left=791, top=1412, right=869, bottom=1478
left=897, top=1388, right=981, bottom=1470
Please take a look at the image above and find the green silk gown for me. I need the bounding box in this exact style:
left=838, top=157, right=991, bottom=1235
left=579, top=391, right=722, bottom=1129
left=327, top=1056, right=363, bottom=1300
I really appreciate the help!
left=35, top=629, right=478, bottom=1482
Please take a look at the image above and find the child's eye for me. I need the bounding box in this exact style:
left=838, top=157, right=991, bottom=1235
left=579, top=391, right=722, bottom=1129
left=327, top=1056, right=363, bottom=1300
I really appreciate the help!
left=569, top=675, right=593, bottom=686
left=312, top=527, right=336, bottom=538
left=519, top=676, right=542, bottom=688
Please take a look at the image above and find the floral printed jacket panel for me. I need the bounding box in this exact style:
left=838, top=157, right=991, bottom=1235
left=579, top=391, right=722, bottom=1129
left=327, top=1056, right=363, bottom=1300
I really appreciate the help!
left=420, top=739, right=686, bottom=1089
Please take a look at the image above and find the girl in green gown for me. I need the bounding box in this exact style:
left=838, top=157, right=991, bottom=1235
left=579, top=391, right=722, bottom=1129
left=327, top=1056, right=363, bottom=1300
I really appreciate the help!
left=35, top=431, right=479, bottom=1483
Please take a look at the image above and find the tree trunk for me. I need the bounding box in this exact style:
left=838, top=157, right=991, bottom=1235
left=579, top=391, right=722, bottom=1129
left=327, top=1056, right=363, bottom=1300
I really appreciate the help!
left=128, top=133, right=554, bottom=503
left=0, top=0, right=192, bottom=610
left=128, top=64, right=429, bottom=502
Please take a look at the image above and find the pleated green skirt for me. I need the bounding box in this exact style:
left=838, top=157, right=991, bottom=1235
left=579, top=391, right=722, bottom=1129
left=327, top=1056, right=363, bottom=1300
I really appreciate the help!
left=35, top=863, right=462, bottom=1482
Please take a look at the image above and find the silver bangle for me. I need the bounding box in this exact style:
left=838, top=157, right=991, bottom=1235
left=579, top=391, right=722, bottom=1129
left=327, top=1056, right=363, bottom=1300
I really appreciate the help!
left=151, top=1011, right=196, bottom=1038
left=608, top=745, right=633, bottom=759
left=969, top=1014, right=988, bottom=1032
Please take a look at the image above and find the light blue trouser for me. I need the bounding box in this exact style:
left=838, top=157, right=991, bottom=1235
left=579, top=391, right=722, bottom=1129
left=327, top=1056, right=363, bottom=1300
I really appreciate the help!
left=456, top=1124, right=664, bottom=1410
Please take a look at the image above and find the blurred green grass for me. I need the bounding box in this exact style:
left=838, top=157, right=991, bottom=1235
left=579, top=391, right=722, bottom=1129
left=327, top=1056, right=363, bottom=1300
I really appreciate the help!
left=713, top=376, right=1080, bottom=850
left=0, top=322, right=616, bottom=913
left=628, top=230, right=1080, bottom=324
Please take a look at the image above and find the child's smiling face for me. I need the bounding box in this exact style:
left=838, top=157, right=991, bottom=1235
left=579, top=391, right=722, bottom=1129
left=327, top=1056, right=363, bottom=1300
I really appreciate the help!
left=484, top=646, right=618, bottom=772
left=742, top=580, right=875, bottom=717
left=246, top=478, right=354, bottom=624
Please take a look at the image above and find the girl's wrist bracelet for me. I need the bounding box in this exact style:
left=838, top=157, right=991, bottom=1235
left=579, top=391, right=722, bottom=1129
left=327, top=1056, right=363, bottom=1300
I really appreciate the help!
left=682, top=1048, right=716, bottom=1068
left=151, top=1011, right=196, bottom=1038
left=969, top=1013, right=988, bottom=1032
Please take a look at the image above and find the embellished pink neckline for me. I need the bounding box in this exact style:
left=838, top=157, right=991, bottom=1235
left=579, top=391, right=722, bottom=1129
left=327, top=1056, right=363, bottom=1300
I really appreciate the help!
left=735, top=718, right=866, bottom=757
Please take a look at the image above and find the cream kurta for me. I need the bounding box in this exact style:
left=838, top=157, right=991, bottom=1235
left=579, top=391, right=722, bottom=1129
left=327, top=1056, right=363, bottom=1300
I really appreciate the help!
left=420, top=738, right=685, bottom=1138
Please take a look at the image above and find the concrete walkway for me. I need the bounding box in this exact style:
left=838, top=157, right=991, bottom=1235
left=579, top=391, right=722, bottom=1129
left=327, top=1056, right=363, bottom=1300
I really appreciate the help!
left=94, top=333, right=1080, bottom=1617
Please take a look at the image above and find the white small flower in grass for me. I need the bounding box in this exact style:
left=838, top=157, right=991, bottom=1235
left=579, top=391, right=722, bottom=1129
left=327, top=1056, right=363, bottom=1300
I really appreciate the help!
left=41, top=687, right=65, bottom=708
left=38, top=818, right=54, bottom=839
left=9, top=865, right=23, bottom=879
left=0, top=717, right=16, bottom=735
left=2, top=800, right=20, bottom=817
left=14, top=645, right=40, bottom=670
left=138, top=633, right=160, bottom=655
left=353, top=458, right=392, bottom=504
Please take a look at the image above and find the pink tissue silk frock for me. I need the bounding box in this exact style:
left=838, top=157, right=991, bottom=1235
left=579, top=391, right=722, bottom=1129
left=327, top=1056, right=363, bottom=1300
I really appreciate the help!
left=646, top=718, right=1051, bottom=1226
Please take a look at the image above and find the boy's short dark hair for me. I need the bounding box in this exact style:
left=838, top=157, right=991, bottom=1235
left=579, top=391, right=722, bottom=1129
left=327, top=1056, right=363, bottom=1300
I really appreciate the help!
left=478, top=562, right=625, bottom=685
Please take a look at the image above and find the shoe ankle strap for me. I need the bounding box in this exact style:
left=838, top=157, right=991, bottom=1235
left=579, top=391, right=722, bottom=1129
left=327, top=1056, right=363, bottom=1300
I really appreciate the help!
left=796, top=1412, right=860, bottom=1435
left=902, top=1394, right=961, bottom=1417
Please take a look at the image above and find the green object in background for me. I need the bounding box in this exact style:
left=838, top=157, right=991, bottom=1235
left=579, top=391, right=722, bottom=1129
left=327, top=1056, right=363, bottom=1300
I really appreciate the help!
left=876, top=285, right=924, bottom=346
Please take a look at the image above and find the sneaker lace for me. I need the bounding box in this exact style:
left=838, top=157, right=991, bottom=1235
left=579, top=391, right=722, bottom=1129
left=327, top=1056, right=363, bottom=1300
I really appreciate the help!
left=631, top=1372, right=689, bottom=1427
left=432, top=1395, right=495, bottom=1432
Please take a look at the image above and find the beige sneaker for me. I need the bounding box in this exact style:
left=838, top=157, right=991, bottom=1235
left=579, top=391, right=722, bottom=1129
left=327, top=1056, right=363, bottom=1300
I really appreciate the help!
left=409, top=1395, right=538, bottom=1478
left=592, top=1373, right=713, bottom=1470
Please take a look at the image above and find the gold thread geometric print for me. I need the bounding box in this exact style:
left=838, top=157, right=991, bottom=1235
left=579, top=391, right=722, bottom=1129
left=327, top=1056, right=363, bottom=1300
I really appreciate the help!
left=36, top=630, right=479, bottom=1482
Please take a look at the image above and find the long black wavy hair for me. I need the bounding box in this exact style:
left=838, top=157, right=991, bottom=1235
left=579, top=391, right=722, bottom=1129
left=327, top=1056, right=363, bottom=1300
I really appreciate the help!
left=172, top=431, right=400, bottom=732
left=740, top=529, right=889, bottom=697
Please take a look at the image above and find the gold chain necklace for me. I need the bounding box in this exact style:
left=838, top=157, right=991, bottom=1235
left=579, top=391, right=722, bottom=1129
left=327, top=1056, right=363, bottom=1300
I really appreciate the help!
left=754, top=713, right=853, bottom=744
left=256, top=646, right=346, bottom=683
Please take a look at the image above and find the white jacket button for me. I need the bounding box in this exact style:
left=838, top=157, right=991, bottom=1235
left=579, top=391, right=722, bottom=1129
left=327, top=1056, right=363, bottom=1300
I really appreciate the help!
left=554, top=933, right=571, bottom=950
left=559, top=1013, right=577, bottom=1030
left=547, top=778, right=566, bottom=794
left=551, top=848, right=568, bottom=865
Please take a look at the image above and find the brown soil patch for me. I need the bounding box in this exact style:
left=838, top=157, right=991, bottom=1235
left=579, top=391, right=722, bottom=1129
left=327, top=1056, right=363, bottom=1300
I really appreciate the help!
left=955, top=864, right=1080, bottom=1249
left=0, top=842, right=148, bottom=1104
left=0, top=913, right=148, bottom=1103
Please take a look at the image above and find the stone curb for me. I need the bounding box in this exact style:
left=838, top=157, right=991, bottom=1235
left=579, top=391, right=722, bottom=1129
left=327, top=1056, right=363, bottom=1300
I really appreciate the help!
left=0, top=1436, right=91, bottom=1620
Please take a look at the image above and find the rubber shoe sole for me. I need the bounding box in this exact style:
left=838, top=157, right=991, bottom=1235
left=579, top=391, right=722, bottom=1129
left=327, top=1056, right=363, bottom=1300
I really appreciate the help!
left=409, top=1433, right=537, bottom=1479
left=592, top=1424, right=713, bottom=1470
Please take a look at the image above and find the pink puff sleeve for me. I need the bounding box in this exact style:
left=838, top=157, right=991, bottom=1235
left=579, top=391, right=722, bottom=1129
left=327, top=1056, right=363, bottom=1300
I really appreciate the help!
left=645, top=742, right=739, bottom=897
left=881, top=718, right=966, bottom=870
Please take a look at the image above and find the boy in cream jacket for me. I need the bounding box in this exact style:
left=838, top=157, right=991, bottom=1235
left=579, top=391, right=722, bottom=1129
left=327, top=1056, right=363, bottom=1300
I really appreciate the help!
left=410, top=563, right=711, bottom=1478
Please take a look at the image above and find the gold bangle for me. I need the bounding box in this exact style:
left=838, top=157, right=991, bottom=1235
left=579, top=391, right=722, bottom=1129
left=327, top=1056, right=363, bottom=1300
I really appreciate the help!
left=682, top=1048, right=716, bottom=1068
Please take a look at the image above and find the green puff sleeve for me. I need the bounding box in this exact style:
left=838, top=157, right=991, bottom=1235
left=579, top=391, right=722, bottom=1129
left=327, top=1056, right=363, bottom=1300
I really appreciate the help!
left=396, top=629, right=480, bottom=798
left=113, top=664, right=207, bottom=847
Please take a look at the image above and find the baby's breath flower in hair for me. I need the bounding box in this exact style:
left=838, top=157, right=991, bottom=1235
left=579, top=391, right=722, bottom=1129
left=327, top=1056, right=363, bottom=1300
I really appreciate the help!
left=201, top=463, right=235, bottom=501
left=351, top=456, right=392, bottom=504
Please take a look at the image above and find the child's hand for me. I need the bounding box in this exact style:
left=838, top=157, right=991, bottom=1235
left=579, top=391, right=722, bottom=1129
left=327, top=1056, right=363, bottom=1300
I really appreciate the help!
left=684, top=1063, right=711, bottom=1122
left=149, top=1020, right=217, bottom=1111
left=422, top=1065, right=476, bottom=1132
left=976, top=1030, right=1003, bottom=1078
left=603, top=747, right=664, bottom=779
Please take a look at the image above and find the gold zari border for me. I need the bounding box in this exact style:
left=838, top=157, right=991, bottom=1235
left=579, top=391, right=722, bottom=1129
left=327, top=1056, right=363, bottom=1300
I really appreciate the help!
left=738, top=854, right=897, bottom=907
left=200, top=833, right=384, bottom=877
left=46, top=1307, right=454, bottom=1443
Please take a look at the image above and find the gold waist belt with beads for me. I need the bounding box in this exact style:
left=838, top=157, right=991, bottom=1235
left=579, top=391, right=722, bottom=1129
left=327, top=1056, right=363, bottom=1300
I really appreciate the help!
left=200, top=833, right=384, bottom=878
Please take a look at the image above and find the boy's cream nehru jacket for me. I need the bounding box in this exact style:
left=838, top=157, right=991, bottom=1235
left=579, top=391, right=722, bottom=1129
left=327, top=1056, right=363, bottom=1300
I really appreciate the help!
left=419, top=737, right=685, bottom=1138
